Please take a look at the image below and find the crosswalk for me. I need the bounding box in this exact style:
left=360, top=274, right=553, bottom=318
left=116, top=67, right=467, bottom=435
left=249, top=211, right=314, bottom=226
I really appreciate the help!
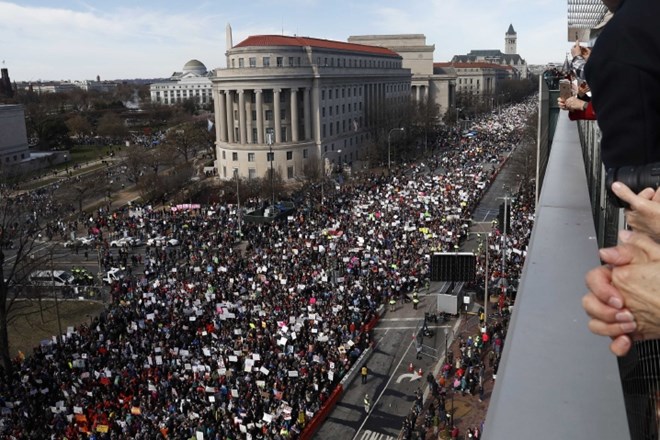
left=358, top=429, right=396, bottom=440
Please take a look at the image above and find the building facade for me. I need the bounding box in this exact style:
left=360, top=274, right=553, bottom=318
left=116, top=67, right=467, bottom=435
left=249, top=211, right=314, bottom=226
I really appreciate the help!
left=451, top=25, right=528, bottom=79
left=0, top=105, right=30, bottom=167
left=212, top=28, right=411, bottom=181
left=347, top=34, right=456, bottom=115
left=434, top=62, right=515, bottom=96
left=150, top=59, right=213, bottom=106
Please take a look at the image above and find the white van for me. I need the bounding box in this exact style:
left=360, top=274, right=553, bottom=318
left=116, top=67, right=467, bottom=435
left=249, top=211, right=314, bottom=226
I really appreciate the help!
left=30, top=270, right=74, bottom=287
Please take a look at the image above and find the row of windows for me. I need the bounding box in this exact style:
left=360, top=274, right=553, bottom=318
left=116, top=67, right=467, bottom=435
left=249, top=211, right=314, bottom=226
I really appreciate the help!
left=225, top=165, right=297, bottom=180
left=321, top=102, right=362, bottom=118
left=1, top=152, right=27, bottom=163
left=152, top=84, right=211, bottom=90
left=316, top=57, right=399, bottom=69
left=224, top=149, right=300, bottom=162
left=321, top=86, right=362, bottom=101
left=322, top=117, right=363, bottom=137
left=230, top=54, right=401, bottom=70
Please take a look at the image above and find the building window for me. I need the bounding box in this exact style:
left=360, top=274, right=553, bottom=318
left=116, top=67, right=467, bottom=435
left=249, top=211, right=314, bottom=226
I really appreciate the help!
left=231, top=59, right=235, bottom=68
left=249, top=57, right=256, bottom=68
left=322, top=107, right=326, bottom=117
left=232, top=152, right=238, bottom=161
left=329, top=89, right=332, bottom=99
left=239, top=58, right=245, bottom=68
left=281, top=127, right=287, bottom=142
left=263, top=57, right=270, bottom=67
left=322, top=124, right=326, bottom=137
left=322, top=90, right=326, bottom=100
left=286, top=151, right=293, bottom=160
left=252, top=110, right=257, bottom=121
left=280, top=109, right=286, bottom=120
left=287, top=166, right=294, bottom=179
left=288, top=56, right=294, bottom=66
left=265, top=110, right=273, bottom=121
left=264, top=90, right=273, bottom=103
left=252, top=128, right=258, bottom=143
left=248, top=168, right=257, bottom=179
left=303, top=149, right=308, bottom=159
left=276, top=57, right=283, bottom=67
left=222, top=151, right=226, bottom=159
left=223, top=166, right=227, bottom=177
left=248, top=153, right=255, bottom=162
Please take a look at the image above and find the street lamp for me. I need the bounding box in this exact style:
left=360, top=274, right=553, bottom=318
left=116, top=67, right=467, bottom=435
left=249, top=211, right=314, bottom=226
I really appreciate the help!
left=387, top=127, right=404, bottom=172
left=469, top=231, right=491, bottom=327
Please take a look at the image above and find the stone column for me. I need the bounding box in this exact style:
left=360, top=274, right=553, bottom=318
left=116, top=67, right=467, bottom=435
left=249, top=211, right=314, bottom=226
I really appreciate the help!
left=238, top=90, right=246, bottom=144
left=311, top=80, right=321, bottom=145
left=216, top=90, right=227, bottom=142
left=225, top=90, right=234, bottom=144
left=245, top=91, right=253, bottom=144
left=290, top=88, right=299, bottom=142
left=303, top=87, right=311, bottom=141
left=273, top=88, right=282, bottom=143
left=255, top=89, right=264, bottom=144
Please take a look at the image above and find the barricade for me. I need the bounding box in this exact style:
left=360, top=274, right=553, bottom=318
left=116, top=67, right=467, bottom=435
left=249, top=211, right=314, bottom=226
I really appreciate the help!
left=300, top=384, right=344, bottom=440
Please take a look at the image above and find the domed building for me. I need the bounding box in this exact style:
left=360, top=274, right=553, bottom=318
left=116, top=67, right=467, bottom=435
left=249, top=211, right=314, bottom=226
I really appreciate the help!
left=149, top=59, right=213, bottom=106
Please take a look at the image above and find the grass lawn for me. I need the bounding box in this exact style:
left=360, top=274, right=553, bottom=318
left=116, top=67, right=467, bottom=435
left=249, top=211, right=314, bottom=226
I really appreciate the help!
left=7, top=299, right=106, bottom=358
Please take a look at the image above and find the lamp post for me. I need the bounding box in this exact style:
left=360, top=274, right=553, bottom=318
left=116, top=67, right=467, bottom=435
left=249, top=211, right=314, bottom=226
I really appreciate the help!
left=387, top=127, right=404, bottom=172
left=469, top=232, right=491, bottom=326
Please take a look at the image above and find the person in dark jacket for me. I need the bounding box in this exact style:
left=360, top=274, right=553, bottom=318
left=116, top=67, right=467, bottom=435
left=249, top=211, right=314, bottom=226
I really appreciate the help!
left=584, top=0, right=660, bottom=169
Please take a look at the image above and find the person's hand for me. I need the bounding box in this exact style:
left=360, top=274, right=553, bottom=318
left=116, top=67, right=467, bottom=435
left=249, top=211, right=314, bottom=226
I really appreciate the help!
left=580, top=46, right=591, bottom=61
left=583, top=258, right=635, bottom=356
left=557, top=97, right=568, bottom=110
left=571, top=40, right=583, bottom=58
left=577, top=81, right=590, bottom=98
left=611, top=182, right=660, bottom=241
left=564, top=96, right=586, bottom=112
left=584, top=230, right=660, bottom=356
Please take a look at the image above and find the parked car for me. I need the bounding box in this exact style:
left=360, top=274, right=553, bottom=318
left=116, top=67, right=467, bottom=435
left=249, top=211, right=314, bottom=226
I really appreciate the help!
left=30, top=270, right=74, bottom=287
left=146, top=236, right=179, bottom=247
left=110, top=237, right=142, bottom=248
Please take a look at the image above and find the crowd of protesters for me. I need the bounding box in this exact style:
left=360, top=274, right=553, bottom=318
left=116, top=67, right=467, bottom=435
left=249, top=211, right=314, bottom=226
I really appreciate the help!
left=0, top=98, right=536, bottom=439
left=402, top=176, right=536, bottom=440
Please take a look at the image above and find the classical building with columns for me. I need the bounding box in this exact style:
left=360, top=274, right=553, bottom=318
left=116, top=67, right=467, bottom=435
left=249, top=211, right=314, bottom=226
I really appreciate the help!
left=347, top=34, right=456, bottom=115
left=212, top=29, right=411, bottom=181
left=150, top=59, right=213, bottom=106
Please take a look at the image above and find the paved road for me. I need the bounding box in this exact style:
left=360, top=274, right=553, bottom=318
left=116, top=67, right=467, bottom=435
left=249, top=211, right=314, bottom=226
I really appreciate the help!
left=317, top=291, right=462, bottom=440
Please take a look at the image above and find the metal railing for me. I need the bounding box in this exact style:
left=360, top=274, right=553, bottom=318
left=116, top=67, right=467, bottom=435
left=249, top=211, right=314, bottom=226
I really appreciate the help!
left=483, top=87, right=630, bottom=439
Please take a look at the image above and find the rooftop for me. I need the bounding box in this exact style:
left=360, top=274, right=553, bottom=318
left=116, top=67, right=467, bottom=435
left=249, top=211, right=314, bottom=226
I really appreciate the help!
left=234, top=35, right=401, bottom=58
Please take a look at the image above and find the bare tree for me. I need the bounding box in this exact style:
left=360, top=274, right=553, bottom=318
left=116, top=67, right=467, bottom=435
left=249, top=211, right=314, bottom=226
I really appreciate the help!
left=0, top=184, right=51, bottom=375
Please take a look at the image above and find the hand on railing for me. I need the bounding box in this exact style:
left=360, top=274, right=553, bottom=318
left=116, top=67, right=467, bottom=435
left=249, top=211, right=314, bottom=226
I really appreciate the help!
left=583, top=230, right=660, bottom=356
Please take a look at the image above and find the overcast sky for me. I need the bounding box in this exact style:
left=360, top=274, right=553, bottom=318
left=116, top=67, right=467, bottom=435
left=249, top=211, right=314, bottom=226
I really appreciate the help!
left=1, top=0, right=569, bottom=82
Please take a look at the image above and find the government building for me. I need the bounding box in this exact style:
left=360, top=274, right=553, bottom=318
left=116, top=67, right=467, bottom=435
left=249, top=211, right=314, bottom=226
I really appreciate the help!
left=211, top=26, right=411, bottom=181
left=149, top=59, right=213, bottom=106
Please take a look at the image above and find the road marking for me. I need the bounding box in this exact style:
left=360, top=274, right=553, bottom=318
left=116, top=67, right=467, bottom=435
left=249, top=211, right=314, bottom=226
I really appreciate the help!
left=396, top=373, right=422, bottom=384
left=359, top=430, right=396, bottom=440
left=380, top=317, right=424, bottom=322
left=352, top=330, right=416, bottom=440
left=374, top=325, right=450, bottom=331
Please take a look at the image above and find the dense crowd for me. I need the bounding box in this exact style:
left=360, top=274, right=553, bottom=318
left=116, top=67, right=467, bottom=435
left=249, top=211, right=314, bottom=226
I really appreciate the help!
left=0, top=98, right=536, bottom=439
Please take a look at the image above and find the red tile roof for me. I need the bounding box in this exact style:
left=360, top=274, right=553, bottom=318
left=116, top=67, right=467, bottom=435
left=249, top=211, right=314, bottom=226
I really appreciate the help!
left=434, top=61, right=514, bottom=70
left=234, top=35, right=400, bottom=58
